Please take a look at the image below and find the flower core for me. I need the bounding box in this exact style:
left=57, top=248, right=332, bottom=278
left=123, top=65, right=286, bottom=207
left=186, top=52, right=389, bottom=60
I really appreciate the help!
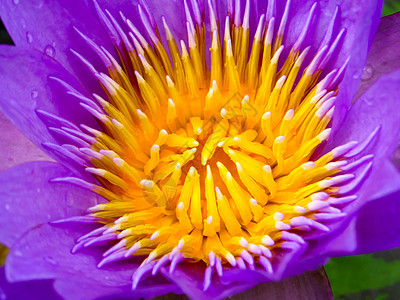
left=50, top=0, right=375, bottom=290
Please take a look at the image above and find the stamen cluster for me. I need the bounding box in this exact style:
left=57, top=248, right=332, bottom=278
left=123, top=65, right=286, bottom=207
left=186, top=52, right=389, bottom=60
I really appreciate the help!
left=45, top=0, right=375, bottom=290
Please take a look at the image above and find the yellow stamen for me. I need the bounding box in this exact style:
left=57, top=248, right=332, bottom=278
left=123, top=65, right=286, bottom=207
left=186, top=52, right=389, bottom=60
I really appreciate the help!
left=78, top=2, right=356, bottom=280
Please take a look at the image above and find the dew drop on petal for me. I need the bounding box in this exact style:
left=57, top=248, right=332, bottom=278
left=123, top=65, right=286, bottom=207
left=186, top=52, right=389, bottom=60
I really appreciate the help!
left=26, top=32, right=33, bottom=44
left=31, top=90, right=38, bottom=99
left=65, top=194, right=74, bottom=207
left=44, top=256, right=57, bottom=265
left=361, top=64, right=374, bottom=81
left=44, top=45, right=55, bottom=57
left=12, top=0, right=19, bottom=5
left=4, top=204, right=10, bottom=211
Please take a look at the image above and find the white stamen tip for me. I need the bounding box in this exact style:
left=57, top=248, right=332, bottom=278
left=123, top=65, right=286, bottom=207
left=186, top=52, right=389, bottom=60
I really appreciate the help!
left=150, top=230, right=160, bottom=240
left=284, top=109, right=295, bottom=120
left=115, top=216, right=129, bottom=224
left=178, top=239, right=185, bottom=249
left=302, top=162, right=315, bottom=170
left=311, top=192, right=329, bottom=201
left=113, top=157, right=124, bottom=167
left=225, top=253, right=236, bottom=266
left=262, top=235, right=275, bottom=246
left=168, top=99, right=175, bottom=106
left=263, top=165, right=272, bottom=173
left=141, top=180, right=154, bottom=188
left=239, top=237, right=249, bottom=247
left=318, top=179, right=335, bottom=189
left=273, top=212, right=284, bottom=221
left=215, top=187, right=223, bottom=200
left=275, top=221, right=291, bottom=230
left=294, top=206, right=307, bottom=213
left=318, top=129, right=331, bottom=141
left=263, top=112, right=271, bottom=119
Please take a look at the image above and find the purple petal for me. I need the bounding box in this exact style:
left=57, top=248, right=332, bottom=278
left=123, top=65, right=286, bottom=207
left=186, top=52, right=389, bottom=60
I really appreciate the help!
left=0, top=0, right=114, bottom=93
left=6, top=223, right=180, bottom=299
left=302, top=69, right=400, bottom=258
left=162, top=264, right=332, bottom=300
left=0, top=161, right=102, bottom=247
left=161, top=265, right=258, bottom=300
left=6, top=223, right=130, bottom=284
left=0, top=266, right=61, bottom=300
left=88, top=0, right=188, bottom=48
left=0, top=46, right=99, bottom=172
left=274, top=0, right=382, bottom=132
left=328, top=69, right=400, bottom=203
left=159, top=243, right=308, bottom=299
left=354, top=189, right=400, bottom=253
left=54, top=279, right=180, bottom=300
left=0, top=112, right=51, bottom=172
left=355, top=11, right=400, bottom=99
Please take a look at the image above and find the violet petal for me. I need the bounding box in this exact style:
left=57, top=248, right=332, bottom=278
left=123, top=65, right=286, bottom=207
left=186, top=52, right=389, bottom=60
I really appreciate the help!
left=0, top=0, right=114, bottom=94
left=302, top=69, right=400, bottom=258
left=6, top=223, right=181, bottom=299
left=53, top=279, right=180, bottom=300
left=0, top=112, right=51, bottom=172
left=355, top=12, right=400, bottom=98
left=0, top=46, right=99, bottom=173
left=0, top=266, right=61, bottom=300
left=0, top=161, right=102, bottom=247
left=354, top=189, right=400, bottom=253
left=328, top=69, right=400, bottom=205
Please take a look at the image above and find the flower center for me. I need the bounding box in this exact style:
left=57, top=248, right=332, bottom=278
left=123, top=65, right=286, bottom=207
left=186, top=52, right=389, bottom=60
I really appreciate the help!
left=50, top=0, right=375, bottom=290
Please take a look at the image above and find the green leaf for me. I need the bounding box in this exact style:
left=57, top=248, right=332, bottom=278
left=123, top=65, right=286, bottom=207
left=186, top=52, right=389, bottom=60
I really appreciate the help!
left=383, top=0, right=400, bottom=17
left=325, top=254, right=400, bottom=297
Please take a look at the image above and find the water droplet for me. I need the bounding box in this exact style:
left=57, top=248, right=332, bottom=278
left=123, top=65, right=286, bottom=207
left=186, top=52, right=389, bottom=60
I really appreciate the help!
left=15, top=250, right=22, bottom=257
left=352, top=71, right=361, bottom=80
left=31, top=90, right=38, bottom=99
left=26, top=32, right=33, bottom=44
left=4, top=204, right=10, bottom=211
left=361, top=64, right=374, bottom=81
left=12, top=0, right=19, bottom=4
left=45, top=256, right=57, bottom=265
left=36, top=188, right=41, bottom=193
left=65, top=194, right=74, bottom=206
left=44, top=45, right=55, bottom=57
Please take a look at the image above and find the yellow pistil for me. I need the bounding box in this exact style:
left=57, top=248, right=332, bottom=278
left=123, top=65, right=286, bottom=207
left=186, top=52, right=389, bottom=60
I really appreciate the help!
left=69, top=0, right=367, bottom=286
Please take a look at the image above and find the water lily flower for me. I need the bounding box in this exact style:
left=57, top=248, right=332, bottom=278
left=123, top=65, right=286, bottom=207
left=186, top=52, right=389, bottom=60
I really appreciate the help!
left=0, top=0, right=400, bottom=299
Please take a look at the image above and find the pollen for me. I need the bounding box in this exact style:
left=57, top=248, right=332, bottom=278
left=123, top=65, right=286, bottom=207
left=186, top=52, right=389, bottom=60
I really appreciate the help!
left=49, top=0, right=377, bottom=291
